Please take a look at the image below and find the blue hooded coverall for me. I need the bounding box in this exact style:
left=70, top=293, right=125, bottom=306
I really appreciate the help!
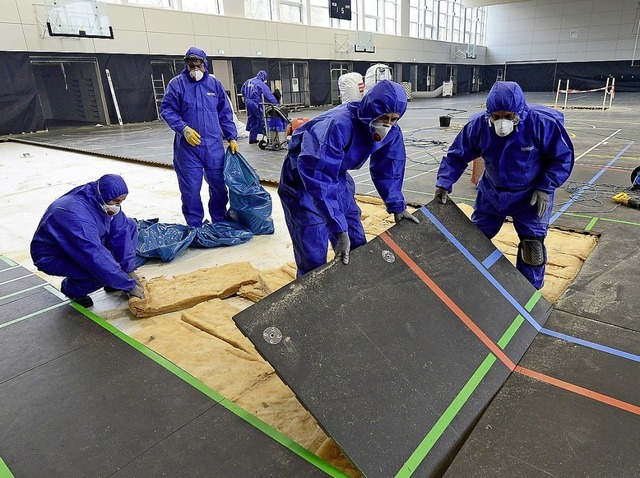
left=241, top=70, right=278, bottom=143
left=436, top=81, right=575, bottom=289
left=160, top=47, right=238, bottom=227
left=278, top=80, right=409, bottom=277
left=30, top=174, right=138, bottom=299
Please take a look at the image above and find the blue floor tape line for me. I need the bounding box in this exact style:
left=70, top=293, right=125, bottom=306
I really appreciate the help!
left=420, top=206, right=542, bottom=331
left=421, top=205, right=640, bottom=365
left=541, top=327, right=640, bottom=363
left=481, top=249, right=503, bottom=269
left=550, top=141, right=634, bottom=225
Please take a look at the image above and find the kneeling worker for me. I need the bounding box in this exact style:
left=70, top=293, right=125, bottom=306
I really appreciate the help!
left=31, top=174, right=145, bottom=307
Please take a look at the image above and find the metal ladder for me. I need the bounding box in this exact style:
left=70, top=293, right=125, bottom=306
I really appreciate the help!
left=151, top=74, right=166, bottom=120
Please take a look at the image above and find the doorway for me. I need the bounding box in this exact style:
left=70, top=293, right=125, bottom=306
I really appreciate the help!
left=30, top=57, right=109, bottom=126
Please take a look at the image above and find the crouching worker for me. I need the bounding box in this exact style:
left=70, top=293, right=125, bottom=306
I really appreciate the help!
left=30, top=174, right=145, bottom=307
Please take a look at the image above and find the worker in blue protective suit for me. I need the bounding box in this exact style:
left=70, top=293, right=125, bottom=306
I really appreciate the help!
left=241, top=70, right=279, bottom=144
left=278, top=80, right=420, bottom=278
left=434, top=81, right=575, bottom=289
left=161, top=47, right=239, bottom=227
left=30, top=174, right=145, bottom=308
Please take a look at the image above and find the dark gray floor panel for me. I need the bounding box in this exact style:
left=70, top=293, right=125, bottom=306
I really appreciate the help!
left=112, top=406, right=333, bottom=478
left=555, top=224, right=640, bottom=333
left=233, top=200, right=552, bottom=477
left=0, top=332, right=217, bottom=477
left=0, top=265, right=35, bottom=282
left=443, top=372, right=640, bottom=478
left=444, top=308, right=640, bottom=477
left=0, top=302, right=109, bottom=383
left=0, top=285, right=63, bottom=325
left=0, top=272, right=46, bottom=298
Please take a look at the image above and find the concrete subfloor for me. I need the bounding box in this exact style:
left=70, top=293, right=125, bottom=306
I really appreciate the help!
left=2, top=90, right=639, bottom=476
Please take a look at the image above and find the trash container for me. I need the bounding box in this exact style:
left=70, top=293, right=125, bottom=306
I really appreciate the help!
left=439, top=115, right=451, bottom=127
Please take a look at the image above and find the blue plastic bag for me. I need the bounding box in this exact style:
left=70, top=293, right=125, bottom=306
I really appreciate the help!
left=224, top=148, right=275, bottom=235
left=191, top=221, right=254, bottom=248
left=135, top=219, right=196, bottom=262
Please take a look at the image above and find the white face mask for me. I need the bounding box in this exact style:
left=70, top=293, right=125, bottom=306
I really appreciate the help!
left=189, top=69, right=204, bottom=82
left=371, top=120, right=392, bottom=142
left=491, top=118, right=515, bottom=137
left=101, top=204, right=121, bottom=216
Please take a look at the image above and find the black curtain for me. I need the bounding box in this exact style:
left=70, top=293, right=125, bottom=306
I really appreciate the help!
left=556, top=60, right=640, bottom=92
left=97, top=54, right=156, bottom=124
left=456, top=65, right=472, bottom=95
left=308, top=60, right=331, bottom=105
left=0, top=52, right=46, bottom=134
left=504, top=63, right=557, bottom=92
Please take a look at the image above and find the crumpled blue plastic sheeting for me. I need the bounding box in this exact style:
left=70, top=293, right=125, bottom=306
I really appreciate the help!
left=135, top=218, right=196, bottom=263
left=223, top=149, right=275, bottom=235
left=191, top=221, right=254, bottom=248
left=134, top=219, right=255, bottom=265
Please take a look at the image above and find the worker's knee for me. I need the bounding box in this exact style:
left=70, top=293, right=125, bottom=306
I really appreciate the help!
left=518, top=236, right=546, bottom=266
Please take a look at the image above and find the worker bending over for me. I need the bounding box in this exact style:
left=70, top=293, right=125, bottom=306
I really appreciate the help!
left=278, top=80, right=419, bottom=277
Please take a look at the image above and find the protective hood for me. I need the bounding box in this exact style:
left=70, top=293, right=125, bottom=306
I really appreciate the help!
left=485, top=81, right=528, bottom=120
left=357, top=80, right=407, bottom=125
left=338, top=72, right=364, bottom=103
left=183, top=46, right=209, bottom=75
left=257, top=70, right=268, bottom=82
left=96, top=174, right=128, bottom=203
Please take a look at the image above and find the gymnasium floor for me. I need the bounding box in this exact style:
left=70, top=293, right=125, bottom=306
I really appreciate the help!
left=1, top=90, right=639, bottom=476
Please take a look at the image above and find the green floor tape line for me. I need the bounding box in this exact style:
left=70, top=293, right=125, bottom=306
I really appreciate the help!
left=564, top=212, right=640, bottom=227
left=0, top=256, right=18, bottom=267
left=394, top=291, right=541, bottom=477
left=0, top=457, right=15, bottom=478
left=71, top=303, right=349, bottom=478
left=584, top=216, right=599, bottom=231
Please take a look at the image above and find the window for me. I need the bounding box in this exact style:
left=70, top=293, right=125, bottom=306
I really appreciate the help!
left=244, top=0, right=272, bottom=20
left=309, top=0, right=330, bottom=27
left=383, top=0, right=398, bottom=35
left=409, top=0, right=435, bottom=39
left=181, top=0, right=222, bottom=15
left=280, top=0, right=303, bottom=23
left=125, top=0, right=172, bottom=7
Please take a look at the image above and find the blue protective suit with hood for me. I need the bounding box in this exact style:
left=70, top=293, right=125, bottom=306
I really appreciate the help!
left=30, top=174, right=138, bottom=298
left=241, top=70, right=278, bottom=142
left=436, top=81, right=574, bottom=288
left=278, top=80, right=409, bottom=277
left=160, top=47, right=238, bottom=227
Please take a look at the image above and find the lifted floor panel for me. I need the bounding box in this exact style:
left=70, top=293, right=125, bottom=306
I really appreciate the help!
left=233, top=200, right=552, bottom=477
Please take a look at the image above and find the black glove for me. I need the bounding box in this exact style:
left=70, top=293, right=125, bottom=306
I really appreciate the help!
left=530, top=190, right=550, bottom=217
left=334, top=232, right=351, bottom=265
left=393, top=209, right=420, bottom=224
left=129, top=284, right=145, bottom=299
left=435, top=187, right=449, bottom=204
left=127, top=271, right=141, bottom=285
